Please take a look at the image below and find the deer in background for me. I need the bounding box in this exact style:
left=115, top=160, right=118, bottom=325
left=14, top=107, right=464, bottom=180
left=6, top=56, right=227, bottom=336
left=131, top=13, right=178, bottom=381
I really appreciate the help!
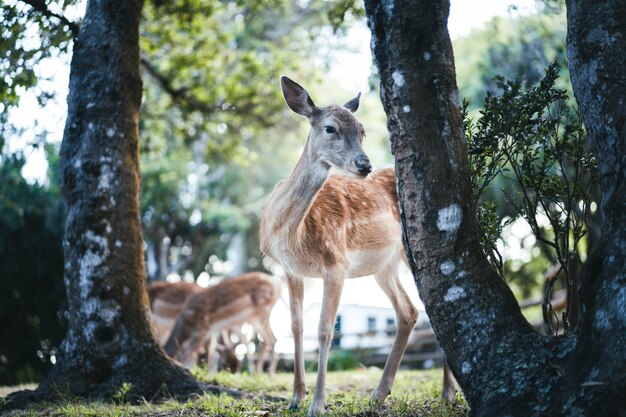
left=260, top=77, right=456, bottom=416
left=147, top=280, right=239, bottom=371
left=148, top=281, right=202, bottom=345
left=163, top=272, right=280, bottom=375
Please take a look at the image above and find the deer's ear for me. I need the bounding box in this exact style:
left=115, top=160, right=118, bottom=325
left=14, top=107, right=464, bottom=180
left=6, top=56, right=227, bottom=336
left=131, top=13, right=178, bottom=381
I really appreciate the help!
left=281, top=76, right=317, bottom=117
left=343, top=92, right=361, bottom=113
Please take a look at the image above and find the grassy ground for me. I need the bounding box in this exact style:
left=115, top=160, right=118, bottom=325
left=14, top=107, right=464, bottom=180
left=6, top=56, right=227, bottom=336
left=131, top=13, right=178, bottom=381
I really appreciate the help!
left=1, top=368, right=468, bottom=417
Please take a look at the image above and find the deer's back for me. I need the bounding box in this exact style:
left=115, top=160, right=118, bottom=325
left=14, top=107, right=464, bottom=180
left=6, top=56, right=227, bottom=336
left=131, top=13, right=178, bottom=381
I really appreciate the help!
left=185, top=272, right=279, bottom=316
left=148, top=281, right=201, bottom=308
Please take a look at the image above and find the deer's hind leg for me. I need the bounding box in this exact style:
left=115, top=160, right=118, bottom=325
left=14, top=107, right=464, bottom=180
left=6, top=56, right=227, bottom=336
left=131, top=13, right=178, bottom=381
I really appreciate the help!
left=442, top=356, right=458, bottom=404
left=251, top=313, right=278, bottom=376
left=372, top=253, right=418, bottom=403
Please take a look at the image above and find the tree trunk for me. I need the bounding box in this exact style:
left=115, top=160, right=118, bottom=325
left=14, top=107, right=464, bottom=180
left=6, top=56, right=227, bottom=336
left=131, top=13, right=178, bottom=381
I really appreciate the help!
left=4, top=0, right=214, bottom=408
left=365, top=0, right=625, bottom=416
left=561, top=0, right=626, bottom=412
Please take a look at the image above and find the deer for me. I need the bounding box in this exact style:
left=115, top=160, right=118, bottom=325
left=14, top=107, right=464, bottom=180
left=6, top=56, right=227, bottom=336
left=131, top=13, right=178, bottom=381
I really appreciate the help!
left=163, top=272, right=280, bottom=375
left=148, top=280, right=202, bottom=345
left=259, top=77, right=456, bottom=416
left=148, top=280, right=239, bottom=371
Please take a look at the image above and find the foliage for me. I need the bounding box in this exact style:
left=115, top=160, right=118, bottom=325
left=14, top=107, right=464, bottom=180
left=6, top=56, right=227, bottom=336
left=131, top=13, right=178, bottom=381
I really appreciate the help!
left=0, top=0, right=365, bottom=384
left=466, top=62, right=598, bottom=334
left=3, top=369, right=468, bottom=417
left=0, top=151, right=66, bottom=385
left=0, top=0, right=78, bottom=147
left=305, top=349, right=364, bottom=372
left=139, top=0, right=362, bottom=159
left=137, top=0, right=365, bottom=280
left=451, top=6, right=587, bottom=304
left=453, top=6, right=569, bottom=112
left=111, top=382, right=133, bottom=405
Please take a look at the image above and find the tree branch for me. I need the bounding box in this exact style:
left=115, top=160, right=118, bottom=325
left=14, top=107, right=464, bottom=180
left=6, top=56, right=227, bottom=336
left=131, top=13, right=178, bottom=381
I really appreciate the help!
left=19, top=0, right=80, bottom=39
left=140, top=56, right=224, bottom=115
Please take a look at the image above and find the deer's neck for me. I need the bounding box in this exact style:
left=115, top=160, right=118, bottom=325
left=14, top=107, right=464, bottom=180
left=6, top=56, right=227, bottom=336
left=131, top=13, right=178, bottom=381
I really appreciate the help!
left=273, top=144, right=329, bottom=233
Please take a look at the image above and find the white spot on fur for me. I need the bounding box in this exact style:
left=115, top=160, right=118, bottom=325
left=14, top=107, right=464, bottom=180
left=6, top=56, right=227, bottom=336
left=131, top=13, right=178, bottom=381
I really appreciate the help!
left=437, top=204, right=462, bottom=232
left=106, top=127, right=116, bottom=138
left=392, top=70, right=405, bottom=87
left=115, top=240, right=122, bottom=248
left=87, top=102, right=95, bottom=109
left=88, top=122, right=94, bottom=130
left=440, top=260, right=455, bottom=275
left=423, top=51, right=431, bottom=61
left=123, top=286, right=130, bottom=296
left=444, top=286, right=466, bottom=302
left=74, top=159, right=81, bottom=169
left=403, top=105, right=411, bottom=113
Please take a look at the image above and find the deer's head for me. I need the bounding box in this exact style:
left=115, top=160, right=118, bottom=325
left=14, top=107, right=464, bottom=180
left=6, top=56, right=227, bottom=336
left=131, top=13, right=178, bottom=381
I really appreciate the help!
left=280, top=76, right=372, bottom=177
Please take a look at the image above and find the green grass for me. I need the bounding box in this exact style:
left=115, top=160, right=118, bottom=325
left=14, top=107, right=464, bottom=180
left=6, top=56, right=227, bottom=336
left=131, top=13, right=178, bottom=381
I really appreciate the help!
left=2, top=368, right=468, bottom=416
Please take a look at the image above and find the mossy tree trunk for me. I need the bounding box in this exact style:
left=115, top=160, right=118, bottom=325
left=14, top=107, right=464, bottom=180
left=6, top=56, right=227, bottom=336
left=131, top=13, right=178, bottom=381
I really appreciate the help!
left=364, top=0, right=625, bottom=416
left=5, top=0, right=211, bottom=408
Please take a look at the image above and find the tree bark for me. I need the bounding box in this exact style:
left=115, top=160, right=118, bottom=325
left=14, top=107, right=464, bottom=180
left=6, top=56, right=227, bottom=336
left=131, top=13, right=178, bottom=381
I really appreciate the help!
left=365, top=0, right=625, bottom=416
left=562, top=0, right=626, bottom=413
left=4, top=0, right=213, bottom=408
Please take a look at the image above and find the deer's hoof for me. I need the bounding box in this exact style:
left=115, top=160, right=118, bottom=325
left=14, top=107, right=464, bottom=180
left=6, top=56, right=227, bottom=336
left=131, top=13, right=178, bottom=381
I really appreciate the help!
left=371, top=387, right=390, bottom=404
left=442, top=386, right=457, bottom=405
left=288, top=394, right=305, bottom=410
left=307, top=402, right=326, bottom=417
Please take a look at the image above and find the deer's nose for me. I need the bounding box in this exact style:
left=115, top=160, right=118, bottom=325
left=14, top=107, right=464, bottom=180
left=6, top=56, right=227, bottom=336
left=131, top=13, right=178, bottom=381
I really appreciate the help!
left=355, top=155, right=372, bottom=175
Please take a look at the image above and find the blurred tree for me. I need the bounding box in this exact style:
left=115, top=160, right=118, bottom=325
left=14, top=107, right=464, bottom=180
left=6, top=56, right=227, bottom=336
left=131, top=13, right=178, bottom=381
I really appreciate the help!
left=465, top=64, right=598, bottom=332
left=453, top=5, right=569, bottom=111
left=0, top=0, right=362, bottom=390
left=1, top=0, right=364, bottom=283
left=366, top=0, right=625, bottom=415
left=0, top=150, right=65, bottom=385
left=137, top=0, right=364, bottom=282
left=0, top=0, right=362, bottom=385
left=0, top=0, right=78, bottom=149
left=451, top=4, right=603, bottom=304
left=4, top=0, right=212, bottom=406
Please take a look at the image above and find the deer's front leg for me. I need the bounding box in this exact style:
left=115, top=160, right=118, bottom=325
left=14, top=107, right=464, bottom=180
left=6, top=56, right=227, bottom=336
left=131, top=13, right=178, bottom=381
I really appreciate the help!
left=205, top=333, right=219, bottom=373
left=286, top=275, right=306, bottom=409
left=309, top=272, right=345, bottom=417
left=442, top=357, right=458, bottom=404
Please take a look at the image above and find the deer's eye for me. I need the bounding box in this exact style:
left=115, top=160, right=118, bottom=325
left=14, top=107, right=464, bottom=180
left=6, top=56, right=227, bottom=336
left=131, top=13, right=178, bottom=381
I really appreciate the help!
left=324, top=126, right=336, bottom=134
